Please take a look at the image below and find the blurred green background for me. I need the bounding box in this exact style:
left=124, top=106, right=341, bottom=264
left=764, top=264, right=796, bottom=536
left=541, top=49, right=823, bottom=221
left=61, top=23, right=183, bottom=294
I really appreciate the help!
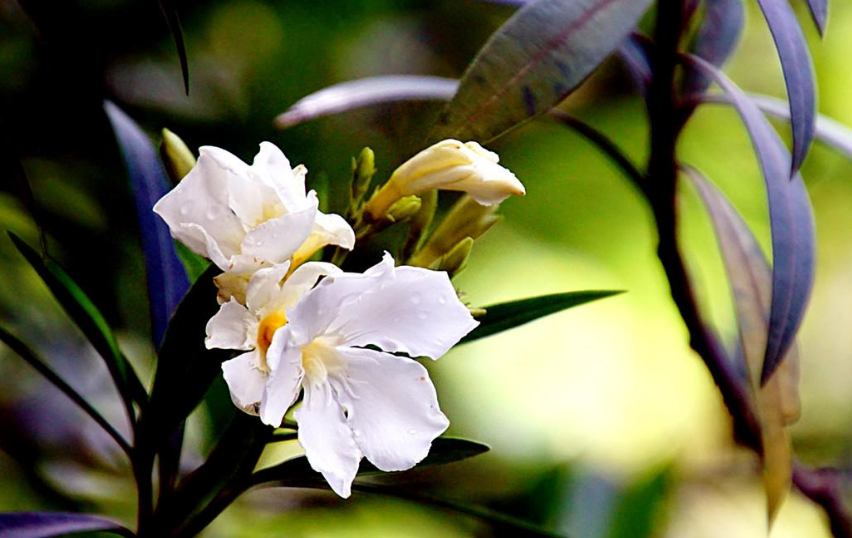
left=1, top=0, right=852, bottom=536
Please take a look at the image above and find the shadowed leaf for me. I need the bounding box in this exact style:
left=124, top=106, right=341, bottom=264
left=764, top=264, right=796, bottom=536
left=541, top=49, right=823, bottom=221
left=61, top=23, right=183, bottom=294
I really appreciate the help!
left=157, top=0, right=189, bottom=94
left=460, top=291, right=622, bottom=345
left=684, top=0, right=744, bottom=95
left=105, top=102, right=190, bottom=348
left=432, top=0, right=652, bottom=143
left=755, top=0, right=817, bottom=175
left=251, top=437, right=490, bottom=486
left=683, top=166, right=800, bottom=522
left=274, top=76, right=459, bottom=129
left=9, top=233, right=147, bottom=411
left=804, top=0, right=827, bottom=36
left=0, top=512, right=134, bottom=538
left=687, top=56, right=815, bottom=387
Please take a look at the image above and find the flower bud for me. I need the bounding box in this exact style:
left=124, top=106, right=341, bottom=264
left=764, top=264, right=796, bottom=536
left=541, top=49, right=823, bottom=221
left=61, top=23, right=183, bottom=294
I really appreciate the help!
left=410, top=195, right=501, bottom=268
left=159, top=129, right=196, bottom=183
left=430, top=237, right=474, bottom=278
left=365, top=139, right=524, bottom=220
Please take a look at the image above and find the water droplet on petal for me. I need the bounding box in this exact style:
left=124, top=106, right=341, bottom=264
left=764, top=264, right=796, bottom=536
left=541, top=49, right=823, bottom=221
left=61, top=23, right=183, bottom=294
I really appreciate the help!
left=407, top=429, right=418, bottom=435
left=205, top=206, right=220, bottom=220
left=180, top=203, right=192, bottom=216
left=438, top=295, right=447, bottom=305
left=418, top=312, right=428, bottom=320
left=410, top=293, right=422, bottom=305
left=353, top=429, right=361, bottom=438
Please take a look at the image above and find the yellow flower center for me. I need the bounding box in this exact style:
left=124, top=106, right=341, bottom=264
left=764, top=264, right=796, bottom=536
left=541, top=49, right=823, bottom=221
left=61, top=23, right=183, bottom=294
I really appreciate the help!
left=256, top=311, right=288, bottom=373
left=301, top=336, right=343, bottom=385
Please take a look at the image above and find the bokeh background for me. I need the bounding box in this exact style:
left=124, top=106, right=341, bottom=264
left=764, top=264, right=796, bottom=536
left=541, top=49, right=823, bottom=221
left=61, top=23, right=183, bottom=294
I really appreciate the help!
left=1, top=1, right=852, bottom=536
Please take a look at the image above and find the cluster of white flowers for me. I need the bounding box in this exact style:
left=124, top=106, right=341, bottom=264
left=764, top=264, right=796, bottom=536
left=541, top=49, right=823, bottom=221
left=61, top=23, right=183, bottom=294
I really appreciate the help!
left=154, top=140, right=522, bottom=497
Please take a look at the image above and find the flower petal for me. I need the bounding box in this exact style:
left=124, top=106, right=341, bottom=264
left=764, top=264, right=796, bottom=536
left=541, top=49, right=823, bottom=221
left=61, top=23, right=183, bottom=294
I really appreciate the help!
left=313, top=211, right=356, bottom=250
left=329, top=347, right=448, bottom=472
left=245, top=262, right=292, bottom=314
left=240, top=193, right=319, bottom=268
left=296, top=381, right=362, bottom=498
left=205, top=298, right=258, bottom=350
left=332, top=257, right=478, bottom=358
left=222, top=350, right=266, bottom=414
left=153, top=151, right=245, bottom=261
left=251, top=142, right=308, bottom=211
left=280, top=262, right=342, bottom=306
left=259, top=328, right=304, bottom=427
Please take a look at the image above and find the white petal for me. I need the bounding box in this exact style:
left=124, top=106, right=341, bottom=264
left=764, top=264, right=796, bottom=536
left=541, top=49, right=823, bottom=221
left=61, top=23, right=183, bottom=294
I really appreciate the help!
left=312, top=211, right=356, bottom=250
left=240, top=193, right=318, bottom=266
left=205, top=298, right=258, bottom=350
left=153, top=151, right=245, bottom=261
left=296, top=381, right=362, bottom=498
left=279, top=262, right=342, bottom=307
left=259, top=329, right=304, bottom=427
left=332, top=259, right=478, bottom=358
left=181, top=222, right=233, bottom=272
left=329, top=347, right=448, bottom=472
left=221, top=350, right=266, bottom=414
left=251, top=142, right=308, bottom=211
left=198, top=145, right=252, bottom=176
left=226, top=173, right=275, bottom=230
left=245, top=262, right=292, bottom=314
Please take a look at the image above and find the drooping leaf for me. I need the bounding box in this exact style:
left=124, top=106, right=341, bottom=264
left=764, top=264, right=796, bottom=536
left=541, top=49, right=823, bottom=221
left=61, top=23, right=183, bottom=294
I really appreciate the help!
left=755, top=0, right=817, bottom=175
left=684, top=0, right=744, bottom=95
left=1, top=120, right=47, bottom=257
left=617, top=33, right=652, bottom=96
left=804, top=0, right=828, bottom=36
left=104, top=101, right=190, bottom=348
left=251, top=437, right=490, bottom=486
left=0, top=512, right=134, bottom=538
left=0, top=326, right=132, bottom=456
left=142, top=265, right=231, bottom=445
left=687, top=56, right=815, bottom=386
left=274, top=76, right=459, bottom=129
left=683, top=166, right=800, bottom=522
left=460, top=291, right=623, bottom=345
left=9, top=232, right=147, bottom=411
left=156, top=0, right=189, bottom=94
left=432, top=0, right=652, bottom=143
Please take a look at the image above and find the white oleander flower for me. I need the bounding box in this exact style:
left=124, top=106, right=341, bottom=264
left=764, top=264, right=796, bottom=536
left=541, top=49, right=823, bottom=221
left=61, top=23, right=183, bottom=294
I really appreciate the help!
left=205, top=261, right=341, bottom=414
left=154, top=142, right=354, bottom=275
left=365, top=139, right=525, bottom=220
left=207, top=254, right=478, bottom=497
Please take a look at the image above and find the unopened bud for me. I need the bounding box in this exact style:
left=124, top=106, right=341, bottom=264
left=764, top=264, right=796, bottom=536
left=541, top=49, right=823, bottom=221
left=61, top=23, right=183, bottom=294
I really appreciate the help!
left=386, top=195, right=422, bottom=223
left=160, top=129, right=196, bottom=183
left=351, top=147, right=376, bottom=207
left=410, top=195, right=501, bottom=268
left=431, top=237, right=474, bottom=278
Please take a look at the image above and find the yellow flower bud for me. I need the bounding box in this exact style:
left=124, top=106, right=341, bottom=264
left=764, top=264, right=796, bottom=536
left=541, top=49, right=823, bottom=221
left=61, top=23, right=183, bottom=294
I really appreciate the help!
left=159, top=128, right=197, bottom=183
left=410, top=195, right=501, bottom=268
left=365, top=139, right=524, bottom=220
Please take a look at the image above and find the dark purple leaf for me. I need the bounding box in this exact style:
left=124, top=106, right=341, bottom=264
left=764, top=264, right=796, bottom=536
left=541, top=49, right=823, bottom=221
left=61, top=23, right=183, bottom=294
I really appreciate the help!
left=618, top=34, right=652, bottom=96
left=755, top=0, right=817, bottom=175
left=432, top=0, right=652, bottom=142
left=104, top=102, right=189, bottom=349
left=274, top=76, right=459, bottom=129
left=684, top=0, right=744, bottom=95
left=0, top=512, right=133, bottom=538
left=804, top=0, right=827, bottom=36
left=687, top=55, right=815, bottom=386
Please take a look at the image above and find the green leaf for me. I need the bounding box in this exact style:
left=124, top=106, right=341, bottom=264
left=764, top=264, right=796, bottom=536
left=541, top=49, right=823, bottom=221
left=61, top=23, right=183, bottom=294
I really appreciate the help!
left=0, top=512, right=134, bottom=538
left=174, top=241, right=210, bottom=284
left=432, top=0, right=652, bottom=143
left=157, top=0, right=189, bottom=94
left=0, top=325, right=132, bottom=456
left=251, top=437, right=490, bottom=486
left=8, top=232, right=147, bottom=413
left=142, top=264, right=231, bottom=446
left=460, top=290, right=623, bottom=345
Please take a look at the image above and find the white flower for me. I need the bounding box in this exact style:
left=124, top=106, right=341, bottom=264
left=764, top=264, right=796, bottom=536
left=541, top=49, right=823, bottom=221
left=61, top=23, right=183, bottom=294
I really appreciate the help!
left=365, top=139, right=525, bottom=220
left=205, top=261, right=342, bottom=413
left=208, top=254, right=478, bottom=498
left=154, top=142, right=354, bottom=275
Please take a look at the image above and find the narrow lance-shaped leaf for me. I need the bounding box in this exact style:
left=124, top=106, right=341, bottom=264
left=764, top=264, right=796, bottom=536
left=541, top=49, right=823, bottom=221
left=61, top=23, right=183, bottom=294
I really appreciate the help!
left=683, top=0, right=744, bottom=95
left=682, top=166, right=800, bottom=522
left=0, top=326, right=132, bottom=456
left=432, top=0, right=652, bottom=143
left=274, top=76, right=459, bottom=129
left=460, top=290, right=623, bottom=345
left=9, top=232, right=147, bottom=410
left=0, top=512, right=134, bottom=538
left=156, top=0, right=189, bottom=94
left=703, top=93, right=852, bottom=162
left=803, top=0, right=827, bottom=36
left=687, top=55, right=815, bottom=386
left=251, top=437, right=490, bottom=486
left=755, top=0, right=817, bottom=175
left=105, top=102, right=190, bottom=348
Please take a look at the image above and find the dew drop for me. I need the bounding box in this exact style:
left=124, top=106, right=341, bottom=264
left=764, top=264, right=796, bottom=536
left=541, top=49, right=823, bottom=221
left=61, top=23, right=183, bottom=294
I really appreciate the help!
left=205, top=206, right=220, bottom=220
left=410, top=293, right=422, bottom=305
left=418, top=312, right=428, bottom=320
left=438, top=295, right=447, bottom=305
left=353, top=429, right=361, bottom=438
left=407, top=429, right=418, bottom=435
left=180, top=203, right=192, bottom=216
